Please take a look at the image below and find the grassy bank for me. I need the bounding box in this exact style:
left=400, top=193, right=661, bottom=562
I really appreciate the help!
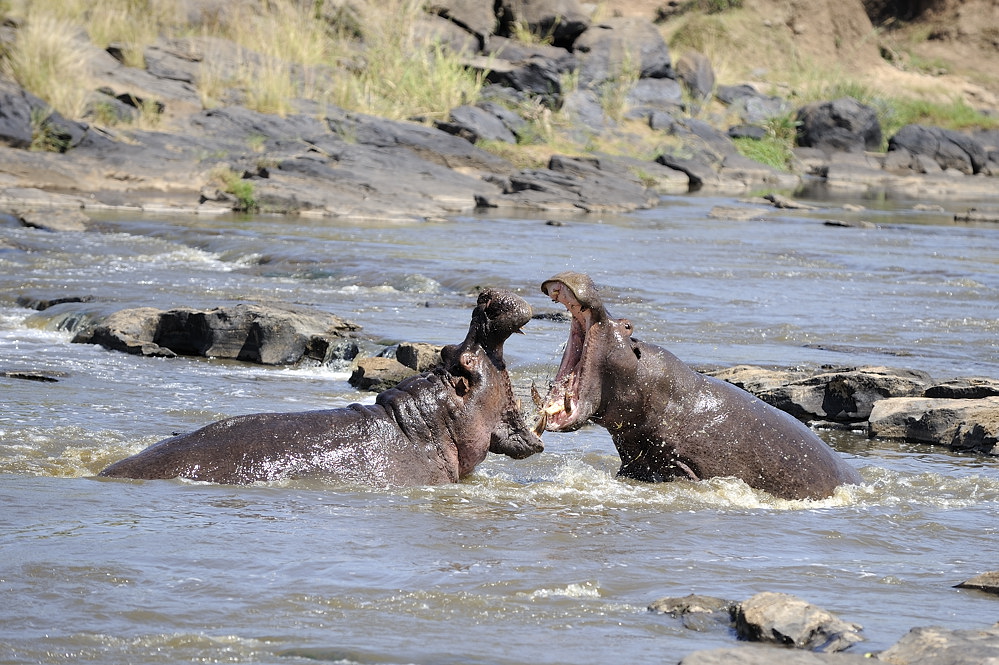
left=1, top=0, right=996, bottom=169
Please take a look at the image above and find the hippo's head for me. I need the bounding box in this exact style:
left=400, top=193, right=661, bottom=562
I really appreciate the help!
left=435, top=288, right=544, bottom=476
left=536, top=272, right=639, bottom=432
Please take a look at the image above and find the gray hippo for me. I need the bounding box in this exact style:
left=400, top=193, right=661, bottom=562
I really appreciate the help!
left=99, top=289, right=544, bottom=486
left=536, top=272, right=861, bottom=500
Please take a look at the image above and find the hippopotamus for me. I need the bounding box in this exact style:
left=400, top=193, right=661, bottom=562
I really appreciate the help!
left=99, top=289, right=544, bottom=486
left=536, top=272, right=861, bottom=500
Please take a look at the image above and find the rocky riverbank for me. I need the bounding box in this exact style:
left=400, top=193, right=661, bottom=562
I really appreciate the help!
left=1, top=1, right=998, bottom=225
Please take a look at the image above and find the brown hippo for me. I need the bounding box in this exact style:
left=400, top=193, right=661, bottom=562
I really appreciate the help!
left=99, top=289, right=544, bottom=486
left=536, top=272, right=861, bottom=500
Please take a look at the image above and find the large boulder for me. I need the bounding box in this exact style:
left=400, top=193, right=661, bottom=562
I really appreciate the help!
left=888, top=124, right=989, bottom=175
left=756, top=366, right=933, bottom=423
left=573, top=17, right=674, bottom=89
left=867, top=396, right=999, bottom=453
left=795, top=97, right=882, bottom=153
left=73, top=303, right=361, bottom=365
left=733, top=592, right=864, bottom=653
left=877, top=624, right=999, bottom=665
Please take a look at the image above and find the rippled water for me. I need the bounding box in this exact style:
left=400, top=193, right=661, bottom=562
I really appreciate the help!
left=1, top=193, right=998, bottom=664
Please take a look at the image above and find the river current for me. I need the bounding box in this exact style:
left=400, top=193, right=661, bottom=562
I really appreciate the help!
left=1, top=193, right=998, bottom=664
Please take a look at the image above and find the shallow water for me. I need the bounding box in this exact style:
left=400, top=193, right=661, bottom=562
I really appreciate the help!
left=1, top=192, right=998, bottom=664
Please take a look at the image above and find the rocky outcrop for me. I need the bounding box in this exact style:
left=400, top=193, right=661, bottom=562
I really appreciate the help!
left=868, top=396, right=999, bottom=454
left=708, top=365, right=999, bottom=453
left=70, top=303, right=361, bottom=366
left=877, top=624, right=999, bottom=665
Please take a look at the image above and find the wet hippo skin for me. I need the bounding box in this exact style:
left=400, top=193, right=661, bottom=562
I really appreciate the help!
left=537, top=272, right=861, bottom=500
left=99, top=289, right=544, bottom=486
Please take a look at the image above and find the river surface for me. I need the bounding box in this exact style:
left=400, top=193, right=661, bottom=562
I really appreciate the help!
left=1, top=192, right=998, bottom=664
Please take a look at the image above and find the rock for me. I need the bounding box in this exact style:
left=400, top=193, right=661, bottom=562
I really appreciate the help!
left=15, top=208, right=91, bottom=232
left=0, top=79, right=36, bottom=148
left=733, top=592, right=863, bottom=653
left=438, top=104, right=518, bottom=143
left=16, top=295, right=95, bottom=311
left=72, top=303, right=360, bottom=366
left=888, top=124, right=988, bottom=175
left=478, top=153, right=659, bottom=212
left=0, top=369, right=68, bottom=382
left=757, top=366, right=933, bottom=423
left=707, top=365, right=815, bottom=393
left=676, top=50, right=715, bottom=101
left=573, top=17, right=674, bottom=89
left=925, top=377, right=999, bottom=399
left=625, top=78, right=683, bottom=112
left=482, top=56, right=566, bottom=99
left=954, top=207, right=999, bottom=223
left=427, top=0, right=498, bottom=43
left=679, top=645, right=869, bottom=665
left=73, top=307, right=176, bottom=358
left=648, top=594, right=734, bottom=632
left=877, top=624, right=999, bottom=665
left=795, top=97, right=882, bottom=153
left=955, top=571, right=999, bottom=594
left=867, top=396, right=999, bottom=454
left=396, top=342, right=443, bottom=372
left=728, top=125, right=767, bottom=140
left=496, top=0, right=589, bottom=48
left=349, top=356, right=420, bottom=392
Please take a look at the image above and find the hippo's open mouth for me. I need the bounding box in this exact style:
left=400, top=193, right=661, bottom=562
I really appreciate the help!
left=534, top=280, right=593, bottom=432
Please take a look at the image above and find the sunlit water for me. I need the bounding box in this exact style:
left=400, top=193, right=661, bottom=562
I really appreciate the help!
left=1, top=193, right=998, bottom=664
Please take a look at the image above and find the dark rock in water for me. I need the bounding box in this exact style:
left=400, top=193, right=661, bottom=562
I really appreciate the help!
left=877, top=624, right=999, bottom=665
left=733, top=592, right=863, bottom=653
left=795, top=97, right=882, bottom=153
left=16, top=295, right=96, bottom=311
left=955, top=571, right=999, bottom=594
left=954, top=207, right=999, bottom=223
left=649, top=594, right=735, bottom=632
left=0, top=369, right=68, bottom=382
left=349, top=356, right=419, bottom=392
left=72, top=303, right=360, bottom=366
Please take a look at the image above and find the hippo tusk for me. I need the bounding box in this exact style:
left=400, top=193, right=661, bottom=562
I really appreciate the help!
left=532, top=412, right=548, bottom=436
left=531, top=381, right=544, bottom=409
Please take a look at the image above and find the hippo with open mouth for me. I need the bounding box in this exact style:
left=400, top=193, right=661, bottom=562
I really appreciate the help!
left=99, top=289, right=544, bottom=486
left=535, top=272, right=861, bottom=500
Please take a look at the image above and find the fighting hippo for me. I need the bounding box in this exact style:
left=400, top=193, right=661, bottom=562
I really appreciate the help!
left=536, top=272, right=861, bottom=500
left=99, top=289, right=544, bottom=486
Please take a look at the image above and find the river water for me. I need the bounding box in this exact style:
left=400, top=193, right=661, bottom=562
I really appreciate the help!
left=1, top=192, right=998, bottom=664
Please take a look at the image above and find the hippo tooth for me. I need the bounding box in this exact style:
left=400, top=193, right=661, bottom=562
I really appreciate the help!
left=564, top=391, right=574, bottom=415
left=543, top=402, right=564, bottom=416
left=532, top=413, right=547, bottom=436
left=530, top=381, right=544, bottom=409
